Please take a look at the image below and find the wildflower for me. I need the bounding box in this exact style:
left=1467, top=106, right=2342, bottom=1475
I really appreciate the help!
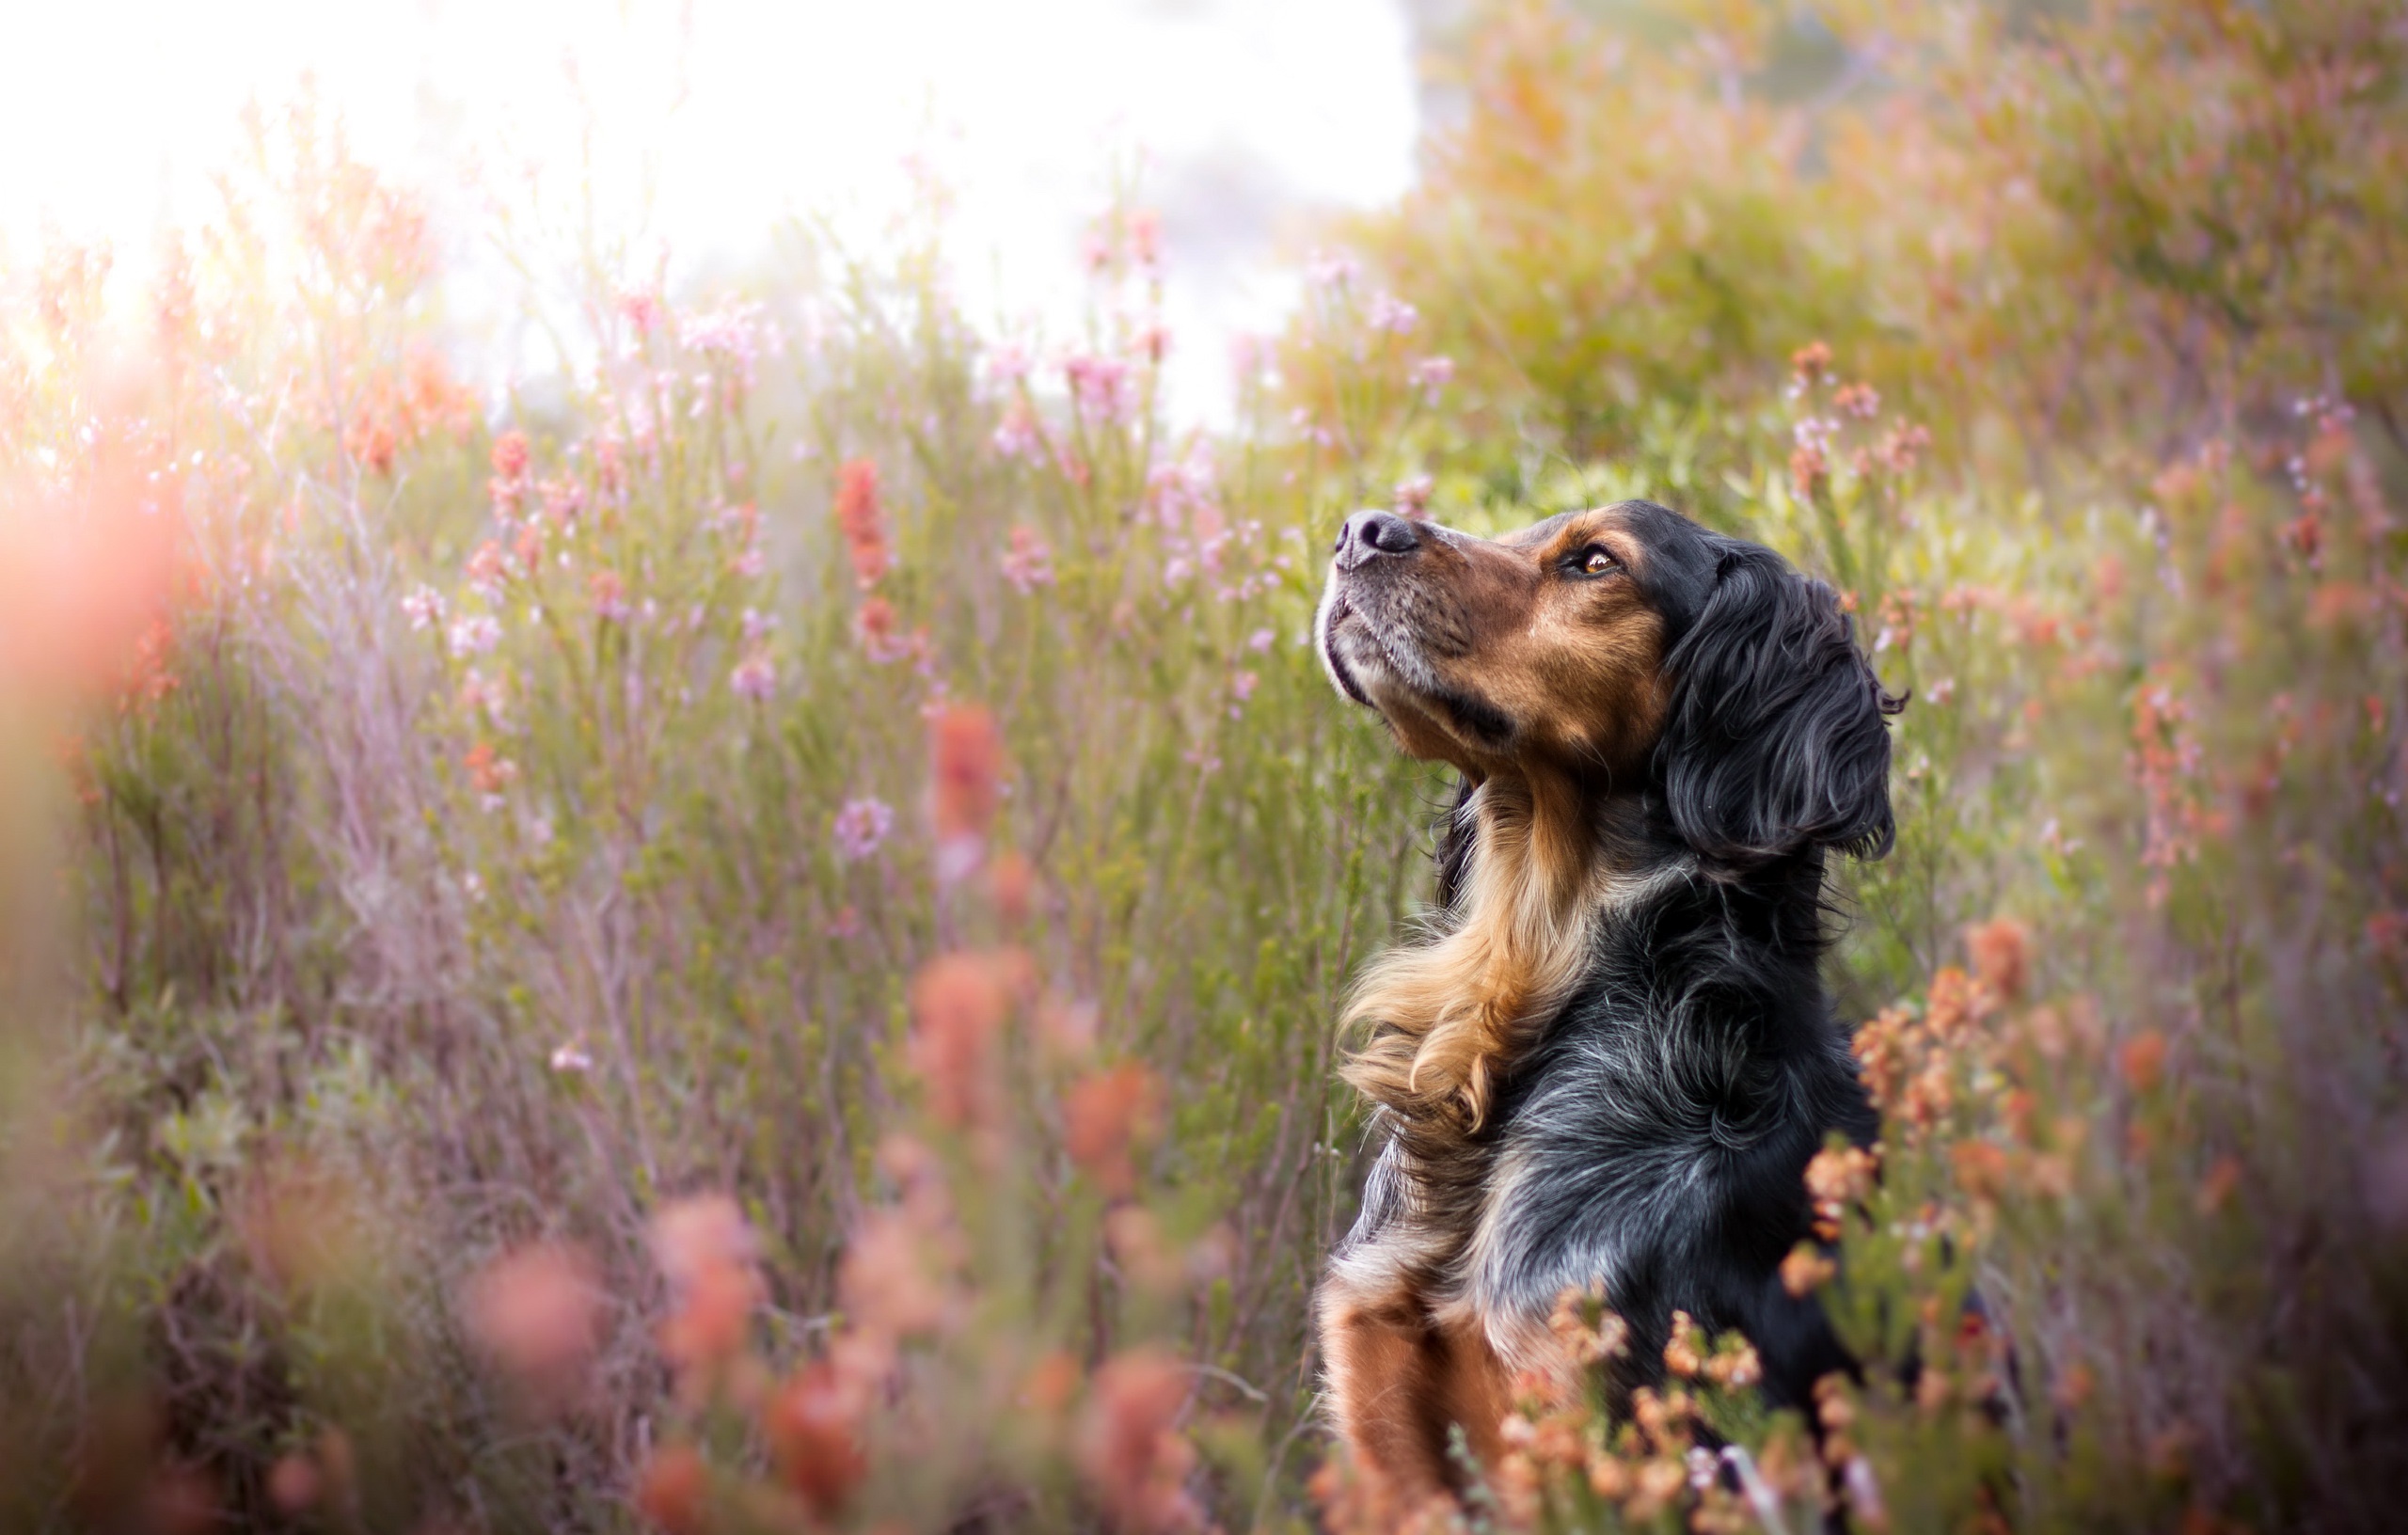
left=833, top=459, right=888, bottom=590
left=987, top=342, right=1032, bottom=385
left=491, top=430, right=530, bottom=481
left=839, top=1206, right=953, bottom=1338
left=1664, top=1311, right=1707, bottom=1376
left=1407, top=355, right=1454, bottom=404
left=763, top=1361, right=866, bottom=1516
left=1126, top=208, right=1163, bottom=268
left=1065, top=1063, right=1163, bottom=1197
left=2119, top=1030, right=2168, bottom=1093
left=1231, top=670, right=1259, bottom=704
left=991, top=404, right=1042, bottom=460
left=650, top=1195, right=762, bottom=1385
left=1246, top=627, right=1275, bottom=654
left=1790, top=340, right=1833, bottom=386
left=466, top=540, right=509, bottom=601
left=1964, top=917, right=2031, bottom=1002
left=739, top=607, right=776, bottom=642
left=1064, top=354, right=1133, bottom=425
left=1833, top=381, right=1880, bottom=419
left=729, top=652, right=775, bottom=703
left=1781, top=1242, right=1836, bottom=1296
left=548, top=1036, right=593, bottom=1073
left=634, top=1444, right=707, bottom=1535
left=1368, top=292, right=1418, bottom=334
left=461, top=1242, right=603, bottom=1406
left=1078, top=1349, right=1203, bottom=1534
left=930, top=704, right=1003, bottom=849
left=462, top=740, right=517, bottom=797
left=909, top=951, right=1013, bottom=1127
left=459, top=669, right=510, bottom=727
left=401, top=585, right=445, bottom=631
left=831, top=797, right=895, bottom=862
left=618, top=291, right=662, bottom=339
left=1002, top=525, right=1054, bottom=593
left=266, top=1454, right=321, bottom=1515
left=1393, top=474, right=1434, bottom=519
left=589, top=569, right=629, bottom=623
left=1305, top=247, right=1361, bottom=289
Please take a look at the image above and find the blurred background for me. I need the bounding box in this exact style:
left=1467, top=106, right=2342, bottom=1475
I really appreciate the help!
left=3, top=0, right=1430, bottom=419
left=3, top=1, right=2404, bottom=1531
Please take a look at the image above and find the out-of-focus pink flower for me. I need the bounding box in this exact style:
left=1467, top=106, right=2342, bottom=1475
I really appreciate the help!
left=930, top=705, right=1003, bottom=847
left=1126, top=209, right=1163, bottom=269
left=1368, top=292, right=1418, bottom=334
left=832, top=797, right=895, bottom=862
left=589, top=569, right=630, bottom=623
left=909, top=951, right=1014, bottom=1127
left=834, top=459, right=888, bottom=589
left=1394, top=474, right=1434, bottom=519
left=448, top=615, right=502, bottom=657
left=764, top=1361, right=867, bottom=1515
left=618, top=291, right=663, bottom=339
left=730, top=652, right=776, bottom=703
left=1245, top=627, right=1275, bottom=654
left=650, top=1195, right=763, bottom=1386
left=987, top=343, right=1032, bottom=386
left=1002, top=525, right=1054, bottom=593
left=466, top=540, right=509, bottom=601
left=402, top=586, right=445, bottom=631
left=490, top=431, right=531, bottom=482
left=1065, top=1063, right=1163, bottom=1198
left=1078, top=1348, right=1203, bottom=1533
left=462, top=1242, right=604, bottom=1407
left=1408, top=355, right=1454, bottom=404
left=1305, top=248, right=1361, bottom=289
left=1065, top=355, right=1133, bottom=425
left=992, top=405, right=1042, bottom=460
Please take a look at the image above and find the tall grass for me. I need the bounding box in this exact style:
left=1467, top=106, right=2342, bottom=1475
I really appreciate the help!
left=2, top=1, right=2404, bottom=1530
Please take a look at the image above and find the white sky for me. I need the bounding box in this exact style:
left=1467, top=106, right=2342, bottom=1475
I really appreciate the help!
left=0, top=0, right=1419, bottom=419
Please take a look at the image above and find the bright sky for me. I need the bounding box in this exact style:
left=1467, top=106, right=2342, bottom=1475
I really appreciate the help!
left=0, top=0, right=1419, bottom=419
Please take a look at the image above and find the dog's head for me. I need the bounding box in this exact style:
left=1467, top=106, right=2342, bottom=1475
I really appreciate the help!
left=1316, top=499, right=1898, bottom=866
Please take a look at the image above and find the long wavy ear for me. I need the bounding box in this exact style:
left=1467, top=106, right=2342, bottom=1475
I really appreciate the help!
left=1656, top=540, right=1902, bottom=866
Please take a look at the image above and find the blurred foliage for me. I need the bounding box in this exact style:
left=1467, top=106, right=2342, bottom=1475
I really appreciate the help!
left=0, top=0, right=2404, bottom=1530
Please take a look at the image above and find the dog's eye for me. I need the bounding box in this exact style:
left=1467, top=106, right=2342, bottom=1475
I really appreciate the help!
left=1580, top=546, right=1619, bottom=577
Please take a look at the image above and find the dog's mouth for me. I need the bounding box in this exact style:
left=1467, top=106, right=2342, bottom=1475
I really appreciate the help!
left=1317, top=590, right=1377, bottom=707
left=1316, top=569, right=1515, bottom=752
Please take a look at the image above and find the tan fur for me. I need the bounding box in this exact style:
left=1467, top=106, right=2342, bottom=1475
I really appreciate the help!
left=1339, top=770, right=1602, bottom=1131
left=1319, top=1268, right=1515, bottom=1502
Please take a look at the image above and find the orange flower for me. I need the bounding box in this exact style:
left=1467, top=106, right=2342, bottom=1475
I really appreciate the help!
left=1963, top=917, right=2031, bottom=1003
left=909, top=951, right=1012, bottom=1127
left=648, top=1195, right=762, bottom=1385
left=764, top=1361, right=867, bottom=1515
left=1065, top=1063, right=1162, bottom=1198
left=930, top=704, right=1004, bottom=845
left=834, top=458, right=888, bottom=590
left=1078, top=1349, right=1202, bottom=1533
left=634, top=1444, right=707, bottom=1535
left=2119, top=1030, right=2168, bottom=1094
left=461, top=1242, right=604, bottom=1405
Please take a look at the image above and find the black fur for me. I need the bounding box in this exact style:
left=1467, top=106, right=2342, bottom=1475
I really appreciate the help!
left=1339, top=507, right=1898, bottom=1412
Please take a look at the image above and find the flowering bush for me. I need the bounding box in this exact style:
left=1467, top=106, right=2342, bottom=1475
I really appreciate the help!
left=0, top=2, right=2403, bottom=1531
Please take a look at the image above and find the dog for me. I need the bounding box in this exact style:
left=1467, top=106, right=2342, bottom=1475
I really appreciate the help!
left=1312, top=499, right=1899, bottom=1502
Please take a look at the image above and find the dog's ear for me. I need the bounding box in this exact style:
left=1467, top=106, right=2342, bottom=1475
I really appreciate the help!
left=1656, top=541, right=1901, bottom=866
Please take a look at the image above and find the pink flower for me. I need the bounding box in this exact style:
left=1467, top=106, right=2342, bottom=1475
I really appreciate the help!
left=987, top=344, right=1032, bottom=386
left=730, top=652, right=776, bottom=702
left=1245, top=627, right=1275, bottom=654
left=618, top=292, right=663, bottom=338
left=1305, top=248, right=1361, bottom=289
left=589, top=570, right=630, bottom=623
left=448, top=615, right=502, bottom=657
left=1002, top=526, right=1054, bottom=593
left=1064, top=355, right=1133, bottom=425
left=1409, top=355, right=1454, bottom=404
left=1394, top=474, right=1434, bottom=518
left=1368, top=293, right=1418, bottom=334
left=832, top=797, right=895, bottom=862
left=991, top=406, right=1042, bottom=461
left=402, top=586, right=445, bottom=631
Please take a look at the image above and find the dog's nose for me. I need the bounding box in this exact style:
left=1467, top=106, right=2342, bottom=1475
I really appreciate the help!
left=1334, top=510, right=1420, bottom=567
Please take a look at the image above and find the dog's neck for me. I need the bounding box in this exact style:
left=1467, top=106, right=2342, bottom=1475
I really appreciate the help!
left=1343, top=766, right=1681, bottom=1133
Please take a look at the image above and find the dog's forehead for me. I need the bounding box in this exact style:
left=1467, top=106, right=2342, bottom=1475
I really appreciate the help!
left=1496, top=507, right=1621, bottom=552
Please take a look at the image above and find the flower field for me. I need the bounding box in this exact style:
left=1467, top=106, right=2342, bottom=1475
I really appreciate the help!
left=1, top=2, right=2404, bottom=1530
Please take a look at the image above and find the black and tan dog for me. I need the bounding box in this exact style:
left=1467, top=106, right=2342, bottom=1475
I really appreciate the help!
left=1313, top=500, right=1898, bottom=1501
